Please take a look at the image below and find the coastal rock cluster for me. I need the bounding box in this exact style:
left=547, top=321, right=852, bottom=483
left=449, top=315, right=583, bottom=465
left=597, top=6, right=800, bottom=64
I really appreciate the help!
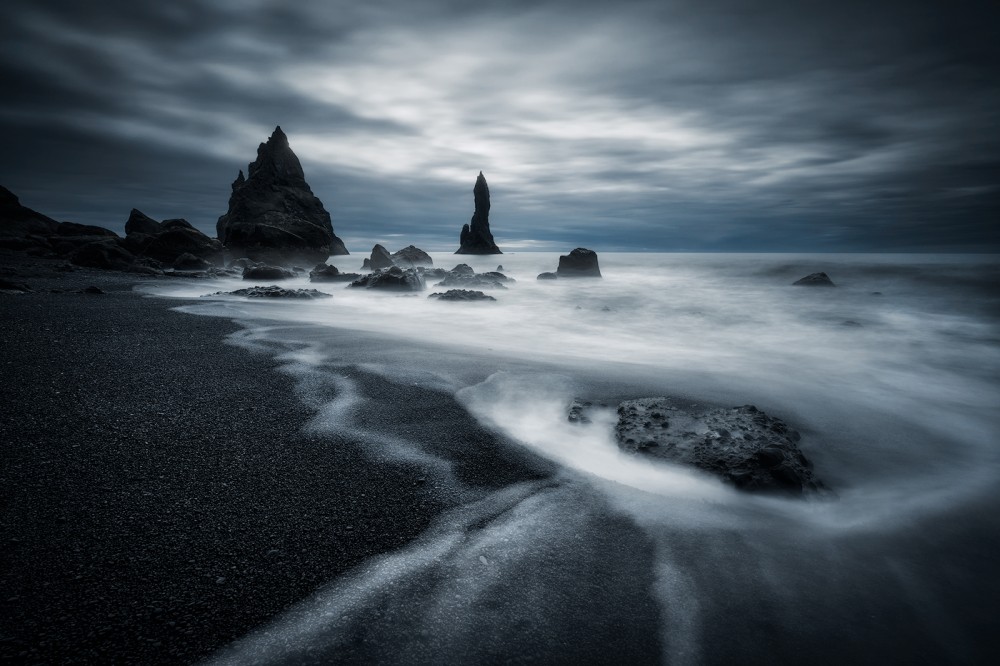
left=537, top=248, right=602, bottom=279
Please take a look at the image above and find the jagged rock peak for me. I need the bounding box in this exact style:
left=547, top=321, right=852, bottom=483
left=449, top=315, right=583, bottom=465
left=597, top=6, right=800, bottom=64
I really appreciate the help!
left=247, top=125, right=305, bottom=185
left=456, top=171, right=501, bottom=255
left=216, top=126, right=348, bottom=263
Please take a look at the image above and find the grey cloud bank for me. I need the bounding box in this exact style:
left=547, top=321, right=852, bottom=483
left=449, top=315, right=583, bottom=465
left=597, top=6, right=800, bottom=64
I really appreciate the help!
left=1, top=0, right=997, bottom=252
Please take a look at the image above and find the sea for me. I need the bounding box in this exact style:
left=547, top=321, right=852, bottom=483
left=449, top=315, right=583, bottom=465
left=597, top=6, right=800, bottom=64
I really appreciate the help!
left=147, top=252, right=1000, bottom=664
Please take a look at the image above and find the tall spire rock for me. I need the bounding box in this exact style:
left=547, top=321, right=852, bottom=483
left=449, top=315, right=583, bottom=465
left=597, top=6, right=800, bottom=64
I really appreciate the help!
left=455, top=171, right=501, bottom=255
left=217, top=126, right=348, bottom=263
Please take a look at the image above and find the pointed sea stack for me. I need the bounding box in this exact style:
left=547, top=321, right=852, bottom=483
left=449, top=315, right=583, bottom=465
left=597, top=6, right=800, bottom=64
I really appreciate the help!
left=217, top=126, right=348, bottom=264
left=455, top=171, right=501, bottom=255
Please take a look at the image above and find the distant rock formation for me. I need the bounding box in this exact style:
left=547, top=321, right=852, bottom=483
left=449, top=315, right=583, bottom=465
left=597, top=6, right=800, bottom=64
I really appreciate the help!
left=309, top=263, right=360, bottom=283
left=217, top=126, right=348, bottom=264
left=349, top=266, right=425, bottom=291
left=455, top=172, right=501, bottom=255
left=369, top=244, right=395, bottom=271
left=793, top=272, right=835, bottom=287
left=428, top=289, right=496, bottom=302
left=243, top=265, right=295, bottom=281
left=0, top=185, right=59, bottom=238
left=392, top=245, right=433, bottom=267
left=557, top=248, right=602, bottom=277
left=609, top=398, right=825, bottom=495
left=536, top=272, right=558, bottom=280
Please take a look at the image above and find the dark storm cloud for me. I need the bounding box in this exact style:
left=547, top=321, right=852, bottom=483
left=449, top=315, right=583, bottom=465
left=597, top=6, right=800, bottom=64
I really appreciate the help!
left=1, top=0, right=997, bottom=251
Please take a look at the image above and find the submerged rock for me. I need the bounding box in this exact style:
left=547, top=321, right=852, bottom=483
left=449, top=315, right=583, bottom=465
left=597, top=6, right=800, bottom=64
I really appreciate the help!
left=392, top=245, right=433, bottom=268
left=428, top=289, right=496, bottom=302
left=434, top=273, right=509, bottom=290
left=349, top=266, right=425, bottom=291
left=308, top=263, right=360, bottom=282
left=216, top=126, right=348, bottom=264
left=612, top=398, right=824, bottom=494
left=455, top=172, right=501, bottom=254
left=243, top=265, right=295, bottom=281
left=556, top=248, right=602, bottom=278
left=536, top=272, right=558, bottom=280
left=214, top=286, right=332, bottom=299
left=793, top=272, right=835, bottom=287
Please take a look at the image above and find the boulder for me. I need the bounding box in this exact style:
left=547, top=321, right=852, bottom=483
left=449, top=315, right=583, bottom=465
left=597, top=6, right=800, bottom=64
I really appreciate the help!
left=214, top=286, right=332, bottom=299
left=537, top=272, right=558, bottom=280
left=793, top=272, right=835, bottom=287
left=216, top=126, right=348, bottom=264
left=428, top=289, right=496, bottom=302
left=392, top=245, right=433, bottom=268
left=142, top=226, right=223, bottom=265
left=243, top=265, right=295, bottom=281
left=349, top=266, right=425, bottom=291
left=455, top=172, right=501, bottom=254
left=309, top=263, right=360, bottom=283
left=125, top=209, right=162, bottom=236
left=68, top=239, right=136, bottom=271
left=450, top=263, right=475, bottom=275
left=610, top=398, right=824, bottom=494
left=556, top=248, right=601, bottom=277
left=369, top=244, right=395, bottom=271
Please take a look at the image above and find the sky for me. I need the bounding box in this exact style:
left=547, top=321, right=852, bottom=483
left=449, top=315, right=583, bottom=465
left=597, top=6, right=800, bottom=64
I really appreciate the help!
left=1, top=0, right=998, bottom=253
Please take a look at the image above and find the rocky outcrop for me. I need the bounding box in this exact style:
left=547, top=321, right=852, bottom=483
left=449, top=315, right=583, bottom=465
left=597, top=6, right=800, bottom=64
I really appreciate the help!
left=557, top=248, right=601, bottom=277
left=0, top=185, right=59, bottom=238
left=536, top=272, right=558, bottom=280
left=428, top=289, right=496, bottom=302
left=793, top=272, right=835, bottom=287
left=434, top=272, right=510, bottom=290
left=173, top=253, right=213, bottom=271
left=369, top=244, right=395, bottom=271
left=141, top=225, right=223, bottom=265
left=607, top=398, right=824, bottom=494
left=216, top=126, right=348, bottom=264
left=392, top=245, right=433, bottom=268
left=243, top=265, right=295, bottom=281
left=309, top=263, right=360, bottom=283
left=213, top=286, right=332, bottom=299
left=68, top=239, right=137, bottom=271
left=455, top=172, right=501, bottom=255
left=349, top=266, right=424, bottom=291
left=125, top=209, right=162, bottom=236
left=56, top=221, right=118, bottom=238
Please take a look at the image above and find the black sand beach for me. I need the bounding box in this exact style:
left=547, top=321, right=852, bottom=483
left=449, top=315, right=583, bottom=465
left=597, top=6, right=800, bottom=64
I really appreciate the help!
left=0, top=252, right=663, bottom=664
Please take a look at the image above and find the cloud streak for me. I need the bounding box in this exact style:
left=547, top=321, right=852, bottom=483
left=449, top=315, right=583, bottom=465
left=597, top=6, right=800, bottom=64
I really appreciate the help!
left=1, top=0, right=997, bottom=251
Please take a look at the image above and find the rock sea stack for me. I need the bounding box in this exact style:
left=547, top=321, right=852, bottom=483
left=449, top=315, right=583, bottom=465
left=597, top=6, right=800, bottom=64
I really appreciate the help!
left=217, top=126, right=348, bottom=264
left=557, top=248, right=602, bottom=278
left=456, top=172, right=501, bottom=255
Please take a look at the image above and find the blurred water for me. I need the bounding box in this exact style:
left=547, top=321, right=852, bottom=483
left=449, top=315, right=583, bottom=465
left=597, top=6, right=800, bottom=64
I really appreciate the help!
left=151, top=253, right=1000, bottom=663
